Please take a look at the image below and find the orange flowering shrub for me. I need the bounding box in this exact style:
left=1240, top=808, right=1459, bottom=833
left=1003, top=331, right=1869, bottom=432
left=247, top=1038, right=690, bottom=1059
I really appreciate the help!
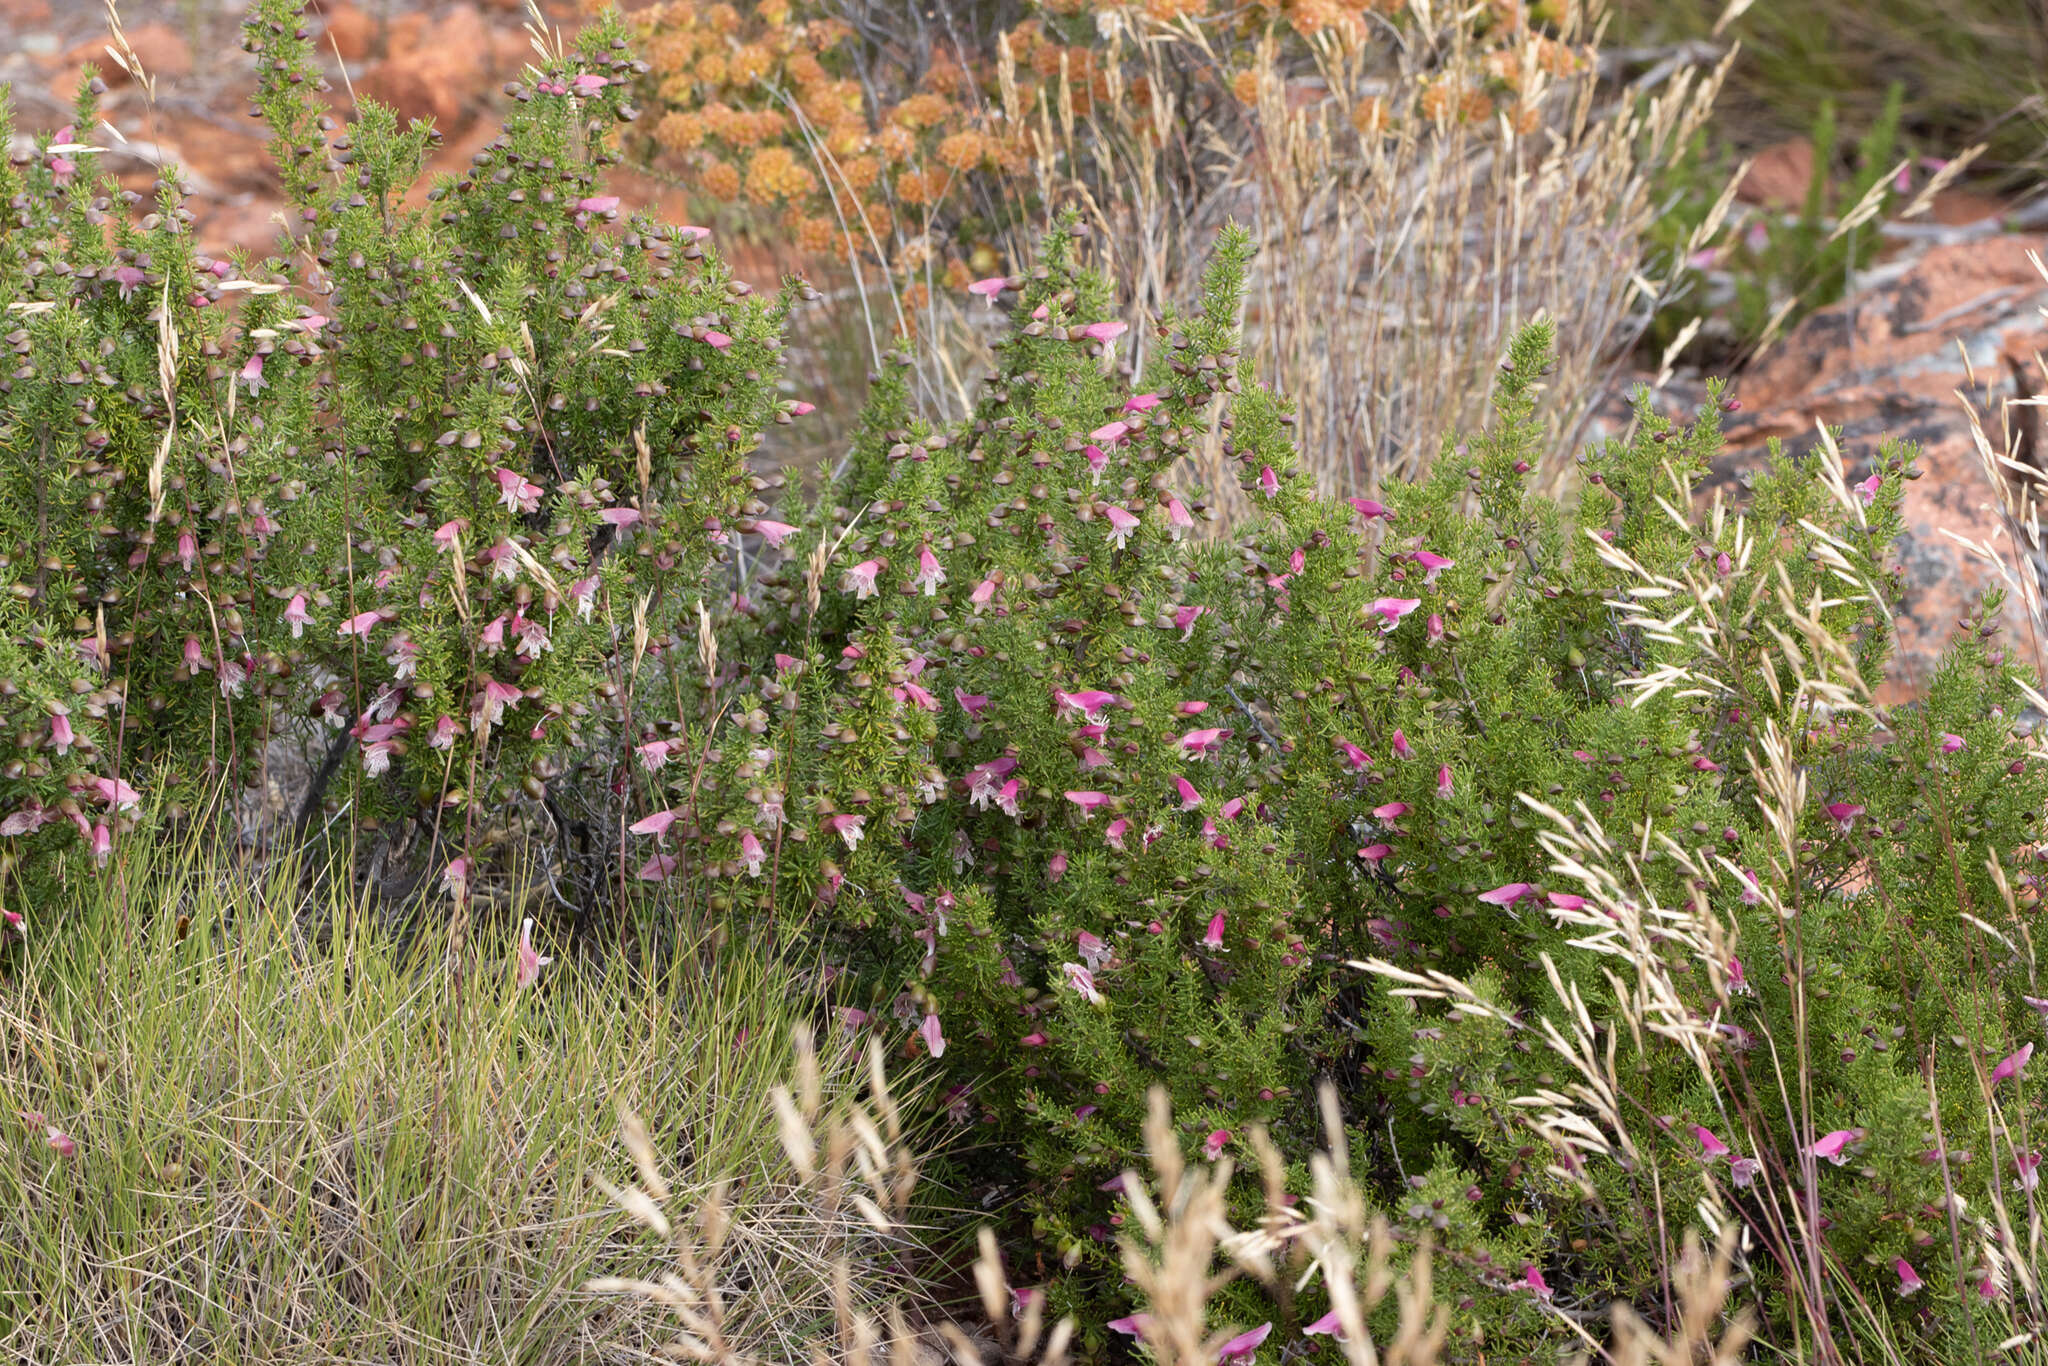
left=614, top=0, right=1592, bottom=291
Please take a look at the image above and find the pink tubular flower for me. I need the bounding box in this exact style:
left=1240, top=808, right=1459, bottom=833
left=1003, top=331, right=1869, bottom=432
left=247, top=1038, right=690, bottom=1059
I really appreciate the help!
left=822, top=813, right=866, bottom=850
left=842, top=559, right=883, bottom=599
left=967, top=276, right=1007, bottom=304
left=1125, top=392, right=1163, bottom=412
left=1077, top=321, right=1128, bottom=342
left=1347, top=497, right=1389, bottom=521
left=1203, top=1129, right=1231, bottom=1160
left=574, top=194, right=620, bottom=215
left=1104, top=504, right=1140, bottom=549
left=1366, top=597, right=1422, bottom=631
left=433, top=518, right=467, bottom=552
left=636, top=739, right=673, bottom=772
left=1730, top=1155, right=1761, bottom=1188
left=1066, top=790, right=1112, bottom=820
left=630, top=809, right=681, bottom=840
left=1336, top=740, right=1371, bottom=771
left=1258, top=466, right=1279, bottom=498
left=913, top=545, right=947, bottom=596
left=93, top=777, right=141, bottom=811
left=1522, top=1266, right=1552, bottom=1300
left=337, top=610, right=383, bottom=640
left=1179, top=727, right=1230, bottom=759
left=44, top=1126, right=76, bottom=1158
left=1373, top=801, right=1409, bottom=820
left=637, top=852, right=678, bottom=882
left=1895, top=1259, right=1923, bottom=1297
left=919, top=1012, right=946, bottom=1058
left=1173, top=604, right=1206, bottom=640
left=1216, top=1324, right=1271, bottom=1363
left=495, top=467, right=544, bottom=514
left=1201, top=913, right=1226, bottom=950
left=48, top=713, right=73, bottom=756
left=239, top=354, right=266, bottom=394
left=1056, top=689, right=1119, bottom=721
left=1174, top=776, right=1203, bottom=812
left=1357, top=843, right=1391, bottom=864
left=1825, top=801, right=1863, bottom=833
left=739, top=830, right=765, bottom=878
left=282, top=594, right=314, bottom=638
left=896, top=681, right=937, bottom=712
left=517, top=917, right=551, bottom=989
left=1413, top=550, right=1454, bottom=584
left=599, top=507, right=641, bottom=527
left=1546, top=891, right=1587, bottom=911
left=1994, top=1042, right=2035, bottom=1083
left=751, top=519, right=796, bottom=548
left=1940, top=732, right=1966, bottom=754
left=1808, top=1129, right=1863, bottom=1165
left=1063, top=962, right=1106, bottom=1005
left=1164, top=496, right=1194, bottom=537
left=1694, top=1126, right=1730, bottom=1160
left=1436, top=764, right=1453, bottom=798
left=1105, top=817, right=1130, bottom=852
left=1391, top=729, right=1414, bottom=760
left=1107, top=1315, right=1150, bottom=1340
left=701, top=330, right=733, bottom=350
left=1091, top=420, right=1132, bottom=445
left=1478, top=882, right=1534, bottom=907
left=1077, top=930, right=1110, bottom=970
left=571, top=72, right=609, bottom=95
left=1854, top=472, right=1882, bottom=505
left=1302, top=1311, right=1344, bottom=1339
left=2017, top=1152, right=2042, bottom=1192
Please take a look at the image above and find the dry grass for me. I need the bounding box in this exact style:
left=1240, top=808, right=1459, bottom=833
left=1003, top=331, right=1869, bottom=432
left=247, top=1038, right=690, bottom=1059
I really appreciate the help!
left=590, top=1030, right=1758, bottom=1365
left=811, top=3, right=1731, bottom=513
left=0, top=831, right=865, bottom=1365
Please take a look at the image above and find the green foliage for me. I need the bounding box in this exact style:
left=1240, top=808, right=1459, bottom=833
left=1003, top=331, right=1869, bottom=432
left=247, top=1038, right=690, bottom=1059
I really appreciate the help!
left=1649, top=83, right=1905, bottom=360
left=5, top=7, right=2048, bottom=1361
left=0, top=0, right=800, bottom=897
left=689, top=213, right=2048, bottom=1359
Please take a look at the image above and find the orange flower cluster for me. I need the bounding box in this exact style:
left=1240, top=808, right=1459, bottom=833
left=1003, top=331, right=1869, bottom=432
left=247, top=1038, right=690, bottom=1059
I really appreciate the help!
left=622, top=0, right=1589, bottom=285
left=626, top=0, right=1035, bottom=281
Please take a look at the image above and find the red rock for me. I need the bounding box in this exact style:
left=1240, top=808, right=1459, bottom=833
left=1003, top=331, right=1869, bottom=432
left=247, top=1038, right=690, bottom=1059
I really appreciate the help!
left=1737, top=138, right=1816, bottom=210
left=67, top=20, right=192, bottom=86
left=322, top=2, right=377, bottom=62
left=1930, top=188, right=2005, bottom=227
left=356, top=4, right=493, bottom=133
left=1721, top=235, right=2048, bottom=698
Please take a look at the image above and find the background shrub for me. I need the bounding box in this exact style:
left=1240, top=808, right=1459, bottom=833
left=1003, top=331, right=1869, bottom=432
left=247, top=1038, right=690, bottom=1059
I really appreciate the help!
left=617, top=0, right=1723, bottom=497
